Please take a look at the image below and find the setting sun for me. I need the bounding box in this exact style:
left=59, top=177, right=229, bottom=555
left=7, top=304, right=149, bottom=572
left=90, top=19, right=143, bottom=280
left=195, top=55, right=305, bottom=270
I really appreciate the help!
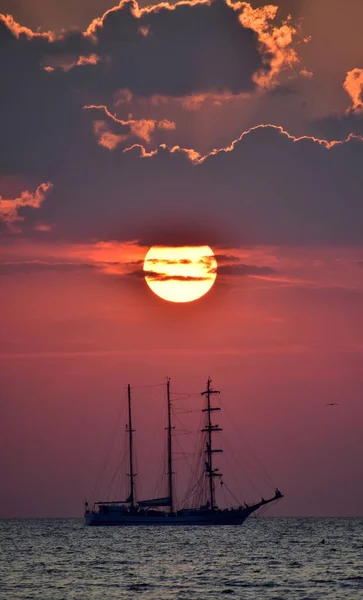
left=143, top=245, right=217, bottom=303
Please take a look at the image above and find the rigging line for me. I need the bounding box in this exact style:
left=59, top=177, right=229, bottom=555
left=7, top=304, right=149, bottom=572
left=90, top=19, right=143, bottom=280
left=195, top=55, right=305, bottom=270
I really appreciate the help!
left=183, top=417, right=205, bottom=505
left=103, top=452, right=128, bottom=500
left=180, top=468, right=204, bottom=507
left=173, top=432, right=193, bottom=470
left=172, top=408, right=204, bottom=496
left=222, top=399, right=276, bottom=487
left=172, top=411, right=198, bottom=437
left=220, top=433, right=264, bottom=498
left=92, top=400, right=125, bottom=502
left=180, top=479, right=199, bottom=507
left=173, top=432, right=202, bottom=509
left=222, top=481, right=242, bottom=507
left=173, top=409, right=201, bottom=414
left=219, top=395, right=276, bottom=487
left=170, top=396, right=201, bottom=403
left=220, top=481, right=228, bottom=507
left=170, top=391, right=201, bottom=396
left=128, top=383, right=165, bottom=389
left=221, top=432, right=273, bottom=494
left=109, top=427, right=128, bottom=499
left=151, top=410, right=169, bottom=500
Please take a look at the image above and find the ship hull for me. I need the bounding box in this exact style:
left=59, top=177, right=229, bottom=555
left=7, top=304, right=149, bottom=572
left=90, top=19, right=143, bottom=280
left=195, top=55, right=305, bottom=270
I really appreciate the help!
left=84, top=509, right=250, bottom=527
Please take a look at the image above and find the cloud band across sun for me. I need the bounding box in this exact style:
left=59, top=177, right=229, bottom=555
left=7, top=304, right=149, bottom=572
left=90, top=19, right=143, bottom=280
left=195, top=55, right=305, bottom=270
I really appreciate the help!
left=143, top=245, right=217, bottom=302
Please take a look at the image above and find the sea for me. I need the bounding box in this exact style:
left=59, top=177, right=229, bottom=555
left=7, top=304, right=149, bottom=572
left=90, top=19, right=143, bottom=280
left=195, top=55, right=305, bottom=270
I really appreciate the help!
left=1, top=518, right=362, bottom=600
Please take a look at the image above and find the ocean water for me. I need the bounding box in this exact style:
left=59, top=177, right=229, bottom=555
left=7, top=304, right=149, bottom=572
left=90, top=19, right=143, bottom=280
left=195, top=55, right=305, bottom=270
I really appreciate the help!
left=1, top=518, right=362, bottom=600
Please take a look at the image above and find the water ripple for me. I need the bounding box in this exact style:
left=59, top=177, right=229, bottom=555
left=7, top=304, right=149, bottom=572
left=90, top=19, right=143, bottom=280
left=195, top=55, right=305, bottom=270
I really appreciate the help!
left=0, top=518, right=362, bottom=599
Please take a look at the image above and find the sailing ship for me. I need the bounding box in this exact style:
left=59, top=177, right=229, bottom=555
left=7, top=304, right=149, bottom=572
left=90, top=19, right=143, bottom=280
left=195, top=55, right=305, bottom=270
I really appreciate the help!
left=84, top=378, right=283, bottom=526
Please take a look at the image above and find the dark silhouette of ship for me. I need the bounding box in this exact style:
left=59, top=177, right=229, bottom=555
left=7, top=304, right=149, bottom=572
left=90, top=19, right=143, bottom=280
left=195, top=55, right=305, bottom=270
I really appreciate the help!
left=84, top=378, right=283, bottom=526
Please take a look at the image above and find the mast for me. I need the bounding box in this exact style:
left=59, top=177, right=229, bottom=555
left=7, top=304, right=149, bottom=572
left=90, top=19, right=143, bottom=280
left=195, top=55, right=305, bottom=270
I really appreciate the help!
left=201, top=377, right=222, bottom=510
left=166, top=377, right=174, bottom=513
left=127, top=384, right=135, bottom=509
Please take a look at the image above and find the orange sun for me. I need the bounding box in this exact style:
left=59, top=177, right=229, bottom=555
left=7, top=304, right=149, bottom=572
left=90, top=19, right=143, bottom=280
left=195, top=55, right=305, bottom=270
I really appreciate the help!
left=143, top=245, right=217, bottom=303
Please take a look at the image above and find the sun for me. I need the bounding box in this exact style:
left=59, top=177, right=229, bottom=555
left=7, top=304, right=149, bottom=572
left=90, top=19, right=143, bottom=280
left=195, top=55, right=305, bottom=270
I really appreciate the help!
left=143, top=245, right=217, bottom=303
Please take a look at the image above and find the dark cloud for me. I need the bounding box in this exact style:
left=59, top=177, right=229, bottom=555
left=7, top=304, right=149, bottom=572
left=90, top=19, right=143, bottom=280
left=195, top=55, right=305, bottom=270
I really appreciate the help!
left=1, top=3, right=363, bottom=249
left=147, top=272, right=210, bottom=282
left=217, top=263, right=278, bottom=276
left=4, top=125, right=362, bottom=246
left=312, top=112, right=363, bottom=140
left=92, top=1, right=263, bottom=96
left=0, top=261, right=96, bottom=275
left=53, top=127, right=363, bottom=243
left=268, top=85, right=299, bottom=97
left=0, top=0, right=266, bottom=177
left=127, top=268, right=210, bottom=282
left=214, top=254, right=241, bottom=263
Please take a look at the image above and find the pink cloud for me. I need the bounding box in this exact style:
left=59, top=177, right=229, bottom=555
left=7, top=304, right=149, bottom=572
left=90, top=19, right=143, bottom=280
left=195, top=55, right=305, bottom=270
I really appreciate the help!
left=0, top=182, right=53, bottom=231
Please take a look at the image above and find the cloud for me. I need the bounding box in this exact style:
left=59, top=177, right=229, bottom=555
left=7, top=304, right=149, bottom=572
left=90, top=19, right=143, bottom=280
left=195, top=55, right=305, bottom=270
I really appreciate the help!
left=0, top=12, right=54, bottom=40
left=311, top=68, right=363, bottom=139
left=141, top=271, right=211, bottom=282
left=0, top=182, right=53, bottom=231
left=230, top=1, right=300, bottom=89
left=343, top=68, right=363, bottom=114
left=0, top=260, right=95, bottom=275
left=84, top=104, right=176, bottom=146
left=1, top=1, right=292, bottom=177
left=7, top=123, right=361, bottom=246
left=114, top=87, right=253, bottom=113
left=44, top=53, right=101, bottom=72
left=0, top=3, right=362, bottom=250
left=217, top=263, right=278, bottom=276
left=214, top=253, right=241, bottom=263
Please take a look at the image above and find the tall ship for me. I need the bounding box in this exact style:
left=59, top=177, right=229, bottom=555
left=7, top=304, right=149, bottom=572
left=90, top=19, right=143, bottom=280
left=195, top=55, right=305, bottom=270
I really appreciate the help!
left=84, top=378, right=283, bottom=526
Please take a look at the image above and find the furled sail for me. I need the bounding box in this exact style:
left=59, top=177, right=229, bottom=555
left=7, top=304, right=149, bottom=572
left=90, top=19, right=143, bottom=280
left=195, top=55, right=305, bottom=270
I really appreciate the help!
left=137, top=496, right=171, bottom=507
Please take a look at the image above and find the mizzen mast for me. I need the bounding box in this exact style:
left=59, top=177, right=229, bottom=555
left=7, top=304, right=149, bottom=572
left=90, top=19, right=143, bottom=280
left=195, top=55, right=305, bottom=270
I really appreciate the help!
left=201, top=377, right=223, bottom=510
left=127, top=384, right=136, bottom=509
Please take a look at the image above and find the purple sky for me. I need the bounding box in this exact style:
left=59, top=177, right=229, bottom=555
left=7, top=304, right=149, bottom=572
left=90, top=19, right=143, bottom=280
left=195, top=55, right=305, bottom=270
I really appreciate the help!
left=0, top=0, right=362, bottom=517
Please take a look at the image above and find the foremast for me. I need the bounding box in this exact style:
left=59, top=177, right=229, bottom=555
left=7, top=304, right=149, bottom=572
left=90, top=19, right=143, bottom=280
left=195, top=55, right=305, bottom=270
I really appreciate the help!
left=201, top=377, right=223, bottom=510
left=127, top=384, right=136, bottom=509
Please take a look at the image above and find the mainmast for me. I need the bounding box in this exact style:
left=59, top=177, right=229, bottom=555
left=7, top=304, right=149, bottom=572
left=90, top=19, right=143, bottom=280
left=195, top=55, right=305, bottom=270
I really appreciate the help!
left=201, top=377, right=223, bottom=510
left=127, top=384, right=136, bottom=509
left=166, top=377, right=174, bottom=513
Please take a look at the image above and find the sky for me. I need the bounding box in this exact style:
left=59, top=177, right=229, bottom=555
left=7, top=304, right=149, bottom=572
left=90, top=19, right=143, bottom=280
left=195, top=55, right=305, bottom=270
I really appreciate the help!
left=0, top=0, right=362, bottom=518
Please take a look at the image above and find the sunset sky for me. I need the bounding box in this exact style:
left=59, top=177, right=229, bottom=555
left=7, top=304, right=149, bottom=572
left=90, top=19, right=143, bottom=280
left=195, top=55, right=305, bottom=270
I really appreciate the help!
left=0, top=0, right=362, bottom=518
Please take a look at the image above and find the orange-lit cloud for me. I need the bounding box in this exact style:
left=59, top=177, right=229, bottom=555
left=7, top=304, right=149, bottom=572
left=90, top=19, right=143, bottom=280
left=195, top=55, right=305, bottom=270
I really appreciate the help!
left=33, top=223, right=54, bottom=232
left=85, top=0, right=301, bottom=89
left=85, top=104, right=176, bottom=146
left=85, top=0, right=211, bottom=39
left=344, top=68, right=363, bottom=114
left=0, top=182, right=53, bottom=231
left=300, top=68, right=313, bottom=79
left=0, top=13, right=54, bottom=40
left=92, top=121, right=128, bottom=150
left=123, top=123, right=363, bottom=165
left=43, top=54, right=100, bottom=73
left=226, top=1, right=300, bottom=89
